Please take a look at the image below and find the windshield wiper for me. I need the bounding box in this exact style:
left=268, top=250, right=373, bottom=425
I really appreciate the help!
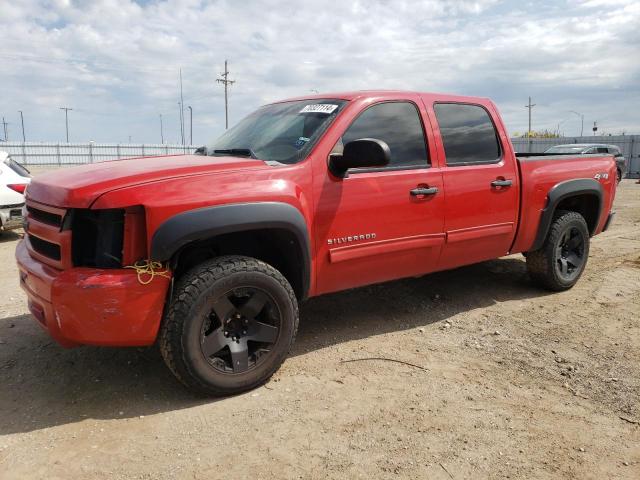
left=212, top=148, right=257, bottom=159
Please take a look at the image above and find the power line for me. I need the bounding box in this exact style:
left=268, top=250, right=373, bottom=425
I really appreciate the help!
left=216, top=60, right=235, bottom=130
left=60, top=107, right=72, bottom=142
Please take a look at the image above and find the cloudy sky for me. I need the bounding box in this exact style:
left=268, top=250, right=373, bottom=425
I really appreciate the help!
left=1, top=0, right=639, bottom=145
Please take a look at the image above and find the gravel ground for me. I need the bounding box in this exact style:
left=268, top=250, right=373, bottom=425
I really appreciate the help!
left=0, top=180, right=638, bottom=480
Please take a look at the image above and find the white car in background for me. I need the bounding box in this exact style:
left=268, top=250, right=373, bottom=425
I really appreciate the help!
left=0, top=151, right=31, bottom=233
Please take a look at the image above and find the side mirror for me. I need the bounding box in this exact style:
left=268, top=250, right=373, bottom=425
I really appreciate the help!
left=328, top=138, right=391, bottom=178
left=194, top=145, right=208, bottom=155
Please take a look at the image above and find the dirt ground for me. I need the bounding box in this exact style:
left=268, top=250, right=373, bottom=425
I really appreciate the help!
left=0, top=180, right=638, bottom=480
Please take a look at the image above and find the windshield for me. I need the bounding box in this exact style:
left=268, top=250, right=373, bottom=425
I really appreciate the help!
left=545, top=146, right=586, bottom=154
left=207, top=99, right=347, bottom=164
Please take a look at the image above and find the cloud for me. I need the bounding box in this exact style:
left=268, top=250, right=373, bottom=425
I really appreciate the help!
left=0, top=0, right=638, bottom=143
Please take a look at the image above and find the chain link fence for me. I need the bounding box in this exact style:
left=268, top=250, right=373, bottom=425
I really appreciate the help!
left=0, top=142, right=196, bottom=165
left=1, top=137, right=638, bottom=178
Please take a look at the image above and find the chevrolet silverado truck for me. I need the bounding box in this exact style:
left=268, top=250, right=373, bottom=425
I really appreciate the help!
left=16, top=91, right=617, bottom=395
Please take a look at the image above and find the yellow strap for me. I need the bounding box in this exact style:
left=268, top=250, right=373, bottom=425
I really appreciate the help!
left=124, top=260, right=171, bottom=285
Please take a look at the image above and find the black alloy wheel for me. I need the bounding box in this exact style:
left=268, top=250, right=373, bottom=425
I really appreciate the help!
left=526, top=210, right=591, bottom=291
left=159, top=256, right=299, bottom=396
left=554, top=226, right=586, bottom=282
left=201, top=287, right=280, bottom=374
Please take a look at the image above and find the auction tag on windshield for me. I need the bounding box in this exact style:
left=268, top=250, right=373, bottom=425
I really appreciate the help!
left=299, top=104, right=338, bottom=114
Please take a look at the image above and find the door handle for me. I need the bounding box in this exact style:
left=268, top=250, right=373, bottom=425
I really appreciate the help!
left=410, top=187, right=438, bottom=196
left=491, top=179, right=513, bottom=188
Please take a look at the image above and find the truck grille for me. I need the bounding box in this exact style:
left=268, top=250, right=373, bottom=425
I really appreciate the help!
left=27, top=205, right=63, bottom=228
left=24, top=200, right=71, bottom=270
left=28, top=235, right=62, bottom=261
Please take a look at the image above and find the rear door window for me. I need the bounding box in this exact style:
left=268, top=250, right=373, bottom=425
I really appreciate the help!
left=434, top=103, right=501, bottom=165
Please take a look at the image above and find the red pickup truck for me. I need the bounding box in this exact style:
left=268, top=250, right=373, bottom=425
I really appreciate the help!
left=17, top=91, right=616, bottom=395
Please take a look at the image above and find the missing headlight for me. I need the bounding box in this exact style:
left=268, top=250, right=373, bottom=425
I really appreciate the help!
left=71, top=209, right=125, bottom=268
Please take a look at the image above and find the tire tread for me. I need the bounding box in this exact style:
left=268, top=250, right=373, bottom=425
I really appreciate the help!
left=158, top=255, right=298, bottom=395
left=526, top=210, right=589, bottom=291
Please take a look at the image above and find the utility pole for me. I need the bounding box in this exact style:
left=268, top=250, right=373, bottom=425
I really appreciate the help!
left=179, top=69, right=185, bottom=145
left=569, top=110, right=584, bottom=137
left=525, top=97, right=536, bottom=138
left=216, top=60, right=235, bottom=129
left=1, top=117, right=8, bottom=141
left=178, top=102, right=184, bottom=145
left=60, top=107, right=72, bottom=142
left=18, top=111, right=25, bottom=142
left=159, top=114, right=164, bottom=144
left=188, top=106, right=193, bottom=145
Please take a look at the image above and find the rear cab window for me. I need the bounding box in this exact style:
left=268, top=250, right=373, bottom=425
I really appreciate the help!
left=434, top=103, right=501, bottom=166
left=333, top=101, right=429, bottom=171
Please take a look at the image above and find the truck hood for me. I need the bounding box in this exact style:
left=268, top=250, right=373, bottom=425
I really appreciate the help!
left=26, top=155, right=267, bottom=208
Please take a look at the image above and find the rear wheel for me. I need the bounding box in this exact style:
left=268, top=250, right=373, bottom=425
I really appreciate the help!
left=617, top=168, right=622, bottom=183
left=526, top=210, right=590, bottom=291
left=159, top=256, right=298, bottom=395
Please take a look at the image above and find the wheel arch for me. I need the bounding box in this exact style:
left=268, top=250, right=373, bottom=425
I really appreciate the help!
left=150, top=202, right=311, bottom=299
left=530, top=178, right=602, bottom=251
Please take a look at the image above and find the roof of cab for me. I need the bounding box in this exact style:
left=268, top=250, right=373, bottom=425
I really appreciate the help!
left=272, top=90, right=492, bottom=104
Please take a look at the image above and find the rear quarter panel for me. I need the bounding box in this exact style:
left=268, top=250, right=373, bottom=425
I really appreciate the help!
left=511, top=155, right=616, bottom=254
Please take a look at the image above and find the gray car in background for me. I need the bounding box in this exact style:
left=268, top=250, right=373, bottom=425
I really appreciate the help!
left=545, top=144, right=628, bottom=182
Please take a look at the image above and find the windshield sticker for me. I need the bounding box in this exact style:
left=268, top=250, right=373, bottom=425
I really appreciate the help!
left=299, top=104, right=338, bottom=114
left=294, top=136, right=310, bottom=149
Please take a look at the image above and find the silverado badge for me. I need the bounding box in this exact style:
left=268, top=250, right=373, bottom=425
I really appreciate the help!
left=327, top=233, right=377, bottom=245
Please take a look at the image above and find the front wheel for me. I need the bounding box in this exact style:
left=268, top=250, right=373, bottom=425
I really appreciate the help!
left=159, top=256, right=299, bottom=396
left=526, top=211, right=590, bottom=291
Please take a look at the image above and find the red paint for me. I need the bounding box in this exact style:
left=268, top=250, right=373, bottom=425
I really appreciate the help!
left=16, top=241, right=170, bottom=347
left=17, top=90, right=617, bottom=348
left=122, top=206, right=148, bottom=265
left=329, top=234, right=445, bottom=264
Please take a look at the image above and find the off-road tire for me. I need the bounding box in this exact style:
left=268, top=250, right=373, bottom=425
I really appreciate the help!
left=526, top=210, right=590, bottom=291
left=159, top=255, right=298, bottom=396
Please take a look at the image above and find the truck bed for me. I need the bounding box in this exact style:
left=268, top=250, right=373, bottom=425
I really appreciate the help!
left=510, top=153, right=617, bottom=254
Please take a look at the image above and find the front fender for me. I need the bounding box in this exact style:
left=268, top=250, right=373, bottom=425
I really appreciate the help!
left=150, top=202, right=311, bottom=295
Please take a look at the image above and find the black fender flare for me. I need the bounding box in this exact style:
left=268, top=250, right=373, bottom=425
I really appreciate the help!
left=530, top=178, right=603, bottom=251
left=150, top=202, right=311, bottom=296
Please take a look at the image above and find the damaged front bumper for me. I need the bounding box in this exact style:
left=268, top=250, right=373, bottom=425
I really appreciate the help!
left=15, top=240, right=171, bottom=347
